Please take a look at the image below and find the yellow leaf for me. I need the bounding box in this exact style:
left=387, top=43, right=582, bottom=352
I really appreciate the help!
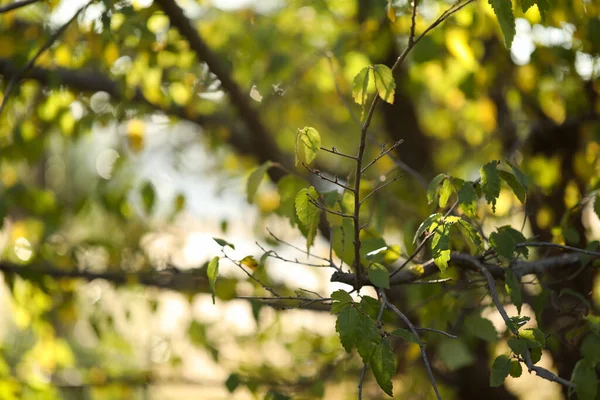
left=127, top=119, right=145, bottom=152
left=240, top=255, right=259, bottom=271
left=103, top=42, right=119, bottom=65
left=387, top=0, right=396, bottom=22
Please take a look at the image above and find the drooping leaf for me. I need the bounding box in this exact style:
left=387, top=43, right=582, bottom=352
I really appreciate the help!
left=457, top=219, right=484, bottom=252
left=499, top=170, right=526, bottom=203
left=505, top=269, right=522, bottom=314
left=246, top=161, right=272, bottom=204
left=458, top=181, right=478, bottom=218
left=506, top=161, right=529, bottom=191
left=357, top=313, right=382, bottom=363
left=427, top=174, right=446, bottom=205
left=373, top=64, right=396, bottom=104
left=488, top=0, right=516, bottom=48
left=506, top=316, right=530, bottom=332
left=490, top=355, right=511, bottom=387
left=240, top=255, right=259, bottom=271
left=480, top=161, right=501, bottom=212
left=464, top=315, right=498, bottom=341
left=295, top=127, right=321, bottom=166
left=331, top=290, right=354, bottom=314
left=438, top=177, right=455, bottom=208
left=391, top=328, right=422, bottom=345
left=207, top=256, right=219, bottom=304
left=368, top=263, right=390, bottom=289
left=370, top=337, right=395, bottom=396
left=352, top=67, right=371, bottom=107
left=530, top=347, right=542, bottom=364
left=571, top=359, right=598, bottom=400
left=336, top=306, right=360, bottom=353
left=295, top=187, right=320, bottom=227
left=490, top=226, right=528, bottom=261
left=510, top=360, right=522, bottom=378
left=276, top=175, right=307, bottom=227
left=386, top=0, right=396, bottom=22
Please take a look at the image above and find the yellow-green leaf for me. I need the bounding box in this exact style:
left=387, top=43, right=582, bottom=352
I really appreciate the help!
left=246, top=161, right=272, bottom=204
left=295, top=127, right=321, bottom=166
left=352, top=67, right=371, bottom=106
left=373, top=64, right=396, bottom=104
left=207, top=256, right=219, bottom=304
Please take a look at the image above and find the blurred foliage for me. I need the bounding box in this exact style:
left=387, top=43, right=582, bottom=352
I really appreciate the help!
left=0, top=0, right=599, bottom=399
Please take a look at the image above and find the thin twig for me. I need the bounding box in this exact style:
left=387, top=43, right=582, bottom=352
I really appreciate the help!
left=518, top=242, right=600, bottom=257
left=360, top=174, right=403, bottom=205
left=221, top=250, right=280, bottom=298
left=266, top=228, right=331, bottom=263
left=255, top=243, right=333, bottom=268
left=0, top=0, right=91, bottom=114
left=415, top=327, right=457, bottom=339
left=320, top=146, right=359, bottom=160
left=381, top=289, right=443, bottom=400
left=303, top=164, right=356, bottom=192
left=361, top=140, right=404, bottom=174
left=308, top=197, right=354, bottom=219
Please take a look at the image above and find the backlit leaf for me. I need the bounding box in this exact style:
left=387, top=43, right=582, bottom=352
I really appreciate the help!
left=295, top=127, right=321, bottom=166
left=499, top=170, right=526, bottom=203
left=207, top=256, right=219, bottom=304
left=352, top=67, right=371, bottom=106
left=480, top=161, right=501, bottom=212
left=373, top=64, right=396, bottom=104
left=427, top=174, right=446, bottom=205
left=246, top=161, right=272, bottom=204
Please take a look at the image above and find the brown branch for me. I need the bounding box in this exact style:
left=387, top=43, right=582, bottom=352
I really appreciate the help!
left=154, top=0, right=288, bottom=181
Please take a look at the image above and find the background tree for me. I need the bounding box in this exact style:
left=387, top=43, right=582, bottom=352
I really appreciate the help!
left=0, top=0, right=599, bottom=399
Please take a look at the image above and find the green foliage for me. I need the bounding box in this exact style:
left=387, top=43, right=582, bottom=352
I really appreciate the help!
left=490, top=226, right=528, bottom=261
left=490, top=355, right=511, bottom=387
left=295, top=127, right=321, bottom=166
left=571, top=359, right=598, bottom=400
left=480, top=161, right=501, bottom=212
left=464, top=314, right=497, bottom=341
left=368, top=263, right=390, bottom=289
left=207, top=256, right=220, bottom=304
left=372, top=65, right=396, bottom=104
left=370, top=337, right=395, bottom=396
left=390, top=328, right=422, bottom=345
left=330, top=290, right=354, bottom=314
left=294, top=186, right=321, bottom=250
left=213, top=237, right=235, bottom=249
left=427, top=174, right=447, bottom=205
left=488, top=0, right=516, bottom=48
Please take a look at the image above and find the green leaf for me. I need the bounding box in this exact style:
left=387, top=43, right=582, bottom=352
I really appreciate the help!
left=499, top=170, right=526, bottom=203
left=572, top=359, right=598, bottom=400
left=510, top=360, right=522, bottom=378
left=372, top=64, right=396, bottom=104
left=246, top=161, right=272, bottom=204
left=331, top=290, right=354, bottom=314
left=530, top=347, right=542, bottom=364
left=506, top=316, right=530, bottom=332
left=213, top=237, right=235, bottom=249
left=295, top=127, right=321, bottom=166
left=225, top=373, right=241, bottom=393
left=507, top=337, right=527, bottom=355
left=506, top=161, right=528, bottom=191
left=370, top=337, right=395, bottom=397
left=352, top=67, right=371, bottom=106
left=295, top=187, right=320, bottom=226
left=357, top=313, right=381, bottom=363
left=414, top=213, right=443, bottom=243
left=391, top=328, right=422, bottom=345
left=207, top=256, right=219, bottom=304
left=536, top=0, right=550, bottom=20
left=140, top=181, right=156, bottom=214
left=438, top=177, right=455, bottom=208
left=488, top=0, right=516, bottom=48
left=427, top=174, right=446, bottom=204
left=438, top=339, right=474, bottom=371
left=480, top=160, right=501, bottom=212
left=505, top=269, right=522, bottom=314
left=458, top=181, right=478, bottom=217
left=368, top=263, right=390, bottom=289
left=360, top=296, right=382, bottom=320
left=336, top=307, right=360, bottom=353
left=490, top=355, right=511, bottom=387
left=520, top=328, right=546, bottom=347
left=490, top=226, right=527, bottom=261
left=458, top=219, right=484, bottom=252
left=464, top=315, right=497, bottom=341
left=431, top=225, right=451, bottom=273
left=276, top=175, right=307, bottom=227
left=520, top=0, right=535, bottom=13
left=332, top=219, right=355, bottom=266
left=581, top=333, right=600, bottom=365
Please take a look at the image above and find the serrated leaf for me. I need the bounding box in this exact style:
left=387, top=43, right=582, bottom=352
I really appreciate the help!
left=458, top=181, right=478, bottom=217
left=458, top=219, right=484, bottom=252
left=431, top=225, right=451, bottom=272
left=213, top=237, right=235, bottom=249
left=246, top=161, right=272, bottom=204
left=572, top=359, right=598, bottom=400
left=581, top=333, right=600, bottom=365
left=336, top=307, right=360, bottom=352
left=490, top=355, right=511, bottom=387
left=414, top=213, right=443, bottom=243
left=368, top=263, right=390, bottom=288
left=464, top=315, right=497, bottom=341
left=360, top=296, right=382, bottom=320
left=499, top=170, right=526, bottom=203
left=507, top=337, right=527, bottom=355
left=488, top=0, right=516, bottom=48
left=505, top=269, right=522, bottom=314
left=520, top=328, right=545, bottom=347
left=530, top=347, right=542, bottom=364
left=370, top=337, right=395, bottom=397
left=331, top=290, right=354, bottom=314
left=357, top=313, right=381, bottom=363
left=427, top=174, right=446, bottom=204
left=373, top=64, right=396, bottom=104
left=295, top=127, right=321, bottom=166
left=295, top=187, right=320, bottom=226
left=439, top=177, right=455, bottom=208
left=490, top=226, right=527, bottom=261
left=520, top=0, right=535, bottom=13
left=510, top=360, right=522, bottom=378
left=480, top=161, right=501, bottom=212
left=207, top=256, right=219, bottom=304
left=352, top=67, right=371, bottom=107
left=391, top=328, right=422, bottom=345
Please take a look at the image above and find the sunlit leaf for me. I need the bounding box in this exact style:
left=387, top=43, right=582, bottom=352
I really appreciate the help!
left=240, top=255, right=259, bottom=271
left=373, top=64, right=396, bottom=104
left=414, top=213, right=443, bottom=243
left=295, top=127, right=321, bottom=166
left=427, top=174, right=446, bottom=205
left=499, top=170, right=526, bottom=203
left=352, top=67, right=371, bottom=106
left=438, top=177, right=455, bottom=208
left=386, top=0, right=396, bottom=22
left=207, top=256, right=219, bottom=304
